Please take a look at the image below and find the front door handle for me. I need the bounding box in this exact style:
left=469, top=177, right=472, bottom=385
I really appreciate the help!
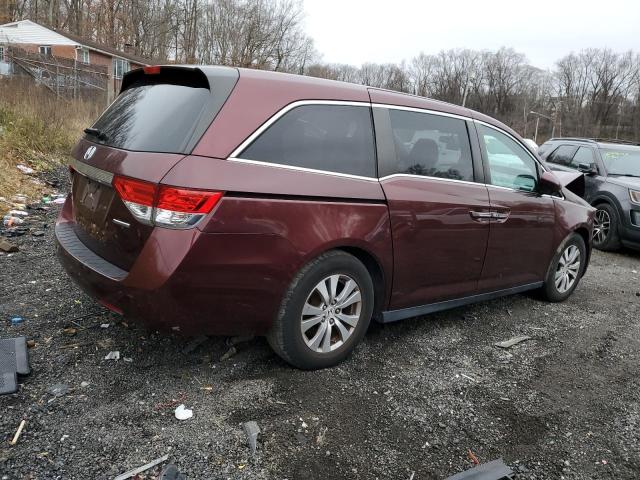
left=491, top=210, right=511, bottom=222
left=470, top=210, right=493, bottom=221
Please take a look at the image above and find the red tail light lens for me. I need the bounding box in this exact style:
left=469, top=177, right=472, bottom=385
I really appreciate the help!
left=157, top=186, right=223, bottom=213
left=113, top=176, right=156, bottom=206
left=112, top=175, right=223, bottom=228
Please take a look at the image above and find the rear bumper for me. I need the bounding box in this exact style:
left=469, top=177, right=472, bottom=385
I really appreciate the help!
left=55, top=198, right=287, bottom=336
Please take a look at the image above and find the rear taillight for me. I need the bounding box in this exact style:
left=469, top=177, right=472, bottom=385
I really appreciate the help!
left=113, top=176, right=156, bottom=223
left=112, top=175, right=223, bottom=228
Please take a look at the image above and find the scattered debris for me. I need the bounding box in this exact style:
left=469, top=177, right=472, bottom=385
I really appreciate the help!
left=104, top=351, right=120, bottom=361
left=467, top=449, right=480, bottom=465
left=47, top=383, right=70, bottom=397
left=100, top=323, right=110, bottom=329
left=9, top=210, right=28, bottom=217
left=11, top=317, right=24, bottom=326
left=52, top=197, right=66, bottom=204
left=0, top=238, right=19, bottom=253
left=31, top=230, right=45, bottom=237
left=113, top=454, right=170, bottom=480
left=63, top=327, right=77, bottom=336
left=220, top=345, right=237, bottom=361
left=3, top=216, right=25, bottom=227
left=316, top=426, right=328, bottom=446
left=494, top=335, right=531, bottom=349
left=80, top=381, right=90, bottom=388
left=16, top=164, right=35, bottom=175
left=182, top=335, right=208, bottom=355
left=10, top=420, right=26, bottom=446
left=174, top=404, right=193, bottom=421
left=227, top=335, right=254, bottom=346
left=445, top=458, right=513, bottom=480
left=159, top=463, right=187, bottom=480
left=243, top=421, right=261, bottom=455
left=154, top=393, right=186, bottom=411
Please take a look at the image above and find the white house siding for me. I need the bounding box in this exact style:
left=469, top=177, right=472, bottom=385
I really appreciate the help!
left=0, top=20, right=77, bottom=46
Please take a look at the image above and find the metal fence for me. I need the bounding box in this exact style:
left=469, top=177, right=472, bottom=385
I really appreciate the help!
left=4, top=46, right=110, bottom=102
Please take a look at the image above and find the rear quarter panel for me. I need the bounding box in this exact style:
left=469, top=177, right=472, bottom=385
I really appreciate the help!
left=160, top=155, right=394, bottom=333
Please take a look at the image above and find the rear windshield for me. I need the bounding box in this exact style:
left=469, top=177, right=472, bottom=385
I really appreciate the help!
left=88, top=67, right=238, bottom=154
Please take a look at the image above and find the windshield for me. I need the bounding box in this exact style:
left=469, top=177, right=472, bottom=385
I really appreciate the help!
left=601, top=148, right=640, bottom=177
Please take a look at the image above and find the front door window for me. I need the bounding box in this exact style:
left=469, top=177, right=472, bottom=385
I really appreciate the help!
left=479, top=125, right=539, bottom=192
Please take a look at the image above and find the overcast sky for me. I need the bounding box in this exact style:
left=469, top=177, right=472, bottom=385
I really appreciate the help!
left=302, top=0, right=640, bottom=69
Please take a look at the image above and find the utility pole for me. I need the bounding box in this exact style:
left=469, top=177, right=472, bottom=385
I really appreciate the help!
left=529, top=111, right=553, bottom=143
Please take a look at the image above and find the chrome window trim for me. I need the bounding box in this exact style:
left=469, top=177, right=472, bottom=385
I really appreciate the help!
left=227, top=157, right=379, bottom=182
left=229, top=100, right=372, bottom=159
left=486, top=183, right=564, bottom=200
left=371, top=103, right=470, bottom=121
left=378, top=173, right=481, bottom=187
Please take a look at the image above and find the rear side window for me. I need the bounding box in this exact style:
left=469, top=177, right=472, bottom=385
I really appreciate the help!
left=240, top=105, right=376, bottom=177
left=383, top=109, right=474, bottom=181
left=89, top=67, right=238, bottom=154
left=547, top=145, right=578, bottom=166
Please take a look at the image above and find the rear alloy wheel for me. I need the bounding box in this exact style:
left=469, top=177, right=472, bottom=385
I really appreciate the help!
left=542, top=233, right=586, bottom=302
left=592, top=203, right=621, bottom=251
left=267, top=251, right=374, bottom=370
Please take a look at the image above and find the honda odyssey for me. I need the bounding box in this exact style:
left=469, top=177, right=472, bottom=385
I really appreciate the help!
left=56, top=66, right=594, bottom=369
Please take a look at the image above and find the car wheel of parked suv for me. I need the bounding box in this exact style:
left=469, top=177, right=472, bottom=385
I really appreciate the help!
left=267, top=250, right=374, bottom=369
left=542, top=233, right=586, bottom=302
left=592, top=204, right=621, bottom=251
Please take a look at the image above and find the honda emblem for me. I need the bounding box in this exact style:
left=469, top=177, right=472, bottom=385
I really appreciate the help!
left=84, top=146, right=97, bottom=160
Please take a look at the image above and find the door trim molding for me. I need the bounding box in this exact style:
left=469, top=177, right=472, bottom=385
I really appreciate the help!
left=380, top=282, right=543, bottom=323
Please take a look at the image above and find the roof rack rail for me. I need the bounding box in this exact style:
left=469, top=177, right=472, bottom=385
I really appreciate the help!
left=547, top=137, right=640, bottom=146
left=590, top=138, right=640, bottom=146
left=547, top=137, right=597, bottom=144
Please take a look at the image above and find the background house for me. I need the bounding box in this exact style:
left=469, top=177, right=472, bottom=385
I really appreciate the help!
left=0, top=19, right=149, bottom=101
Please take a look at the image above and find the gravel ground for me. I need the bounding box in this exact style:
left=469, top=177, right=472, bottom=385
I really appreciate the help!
left=1, top=169, right=640, bottom=479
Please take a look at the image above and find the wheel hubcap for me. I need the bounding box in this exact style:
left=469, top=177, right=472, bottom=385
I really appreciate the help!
left=593, top=209, right=610, bottom=245
left=554, top=245, right=581, bottom=294
left=301, top=274, right=362, bottom=353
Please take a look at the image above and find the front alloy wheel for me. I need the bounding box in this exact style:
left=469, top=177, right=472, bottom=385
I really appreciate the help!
left=593, top=208, right=610, bottom=245
left=542, top=233, right=586, bottom=302
left=554, top=245, right=581, bottom=294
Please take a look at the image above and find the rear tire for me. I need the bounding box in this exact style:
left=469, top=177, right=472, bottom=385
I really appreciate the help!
left=592, top=203, right=621, bottom=251
left=542, top=233, right=586, bottom=302
left=267, top=250, right=374, bottom=370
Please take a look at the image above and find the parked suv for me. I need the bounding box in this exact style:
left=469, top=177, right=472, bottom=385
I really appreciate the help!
left=56, top=66, right=594, bottom=369
left=539, top=138, right=640, bottom=251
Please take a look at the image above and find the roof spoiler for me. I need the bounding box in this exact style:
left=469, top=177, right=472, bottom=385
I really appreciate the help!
left=120, top=66, right=210, bottom=93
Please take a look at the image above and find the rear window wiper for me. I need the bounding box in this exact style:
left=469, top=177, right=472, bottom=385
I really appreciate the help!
left=609, top=173, right=640, bottom=178
left=84, top=127, right=108, bottom=141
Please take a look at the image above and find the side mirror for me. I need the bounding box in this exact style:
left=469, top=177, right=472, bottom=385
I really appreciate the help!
left=577, top=163, right=597, bottom=175
left=539, top=171, right=562, bottom=195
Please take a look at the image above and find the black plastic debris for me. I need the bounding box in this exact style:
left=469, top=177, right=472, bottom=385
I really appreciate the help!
left=0, top=337, right=30, bottom=395
left=446, top=458, right=513, bottom=480
left=159, top=463, right=187, bottom=480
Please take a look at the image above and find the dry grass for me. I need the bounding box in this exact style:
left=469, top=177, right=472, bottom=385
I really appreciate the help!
left=0, top=77, right=103, bottom=213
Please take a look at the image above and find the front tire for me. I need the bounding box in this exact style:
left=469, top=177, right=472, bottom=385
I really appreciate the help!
left=542, top=233, right=586, bottom=302
left=592, top=203, right=621, bottom=251
left=267, top=251, right=374, bottom=370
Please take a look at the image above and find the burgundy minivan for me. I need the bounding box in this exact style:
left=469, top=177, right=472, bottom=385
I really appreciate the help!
left=56, top=66, right=594, bottom=369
